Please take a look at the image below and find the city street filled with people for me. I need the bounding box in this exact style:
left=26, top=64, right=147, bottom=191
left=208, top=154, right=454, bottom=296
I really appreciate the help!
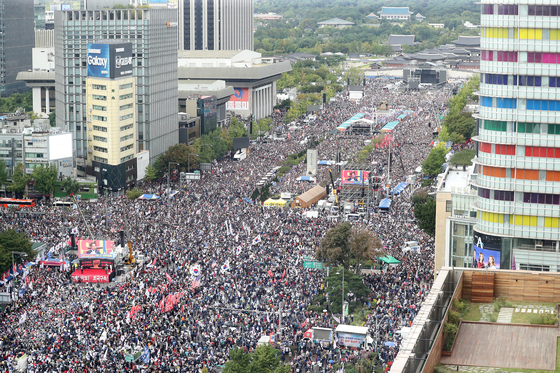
left=0, top=77, right=465, bottom=373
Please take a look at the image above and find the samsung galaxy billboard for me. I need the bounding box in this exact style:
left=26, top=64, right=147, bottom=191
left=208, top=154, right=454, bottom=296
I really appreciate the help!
left=87, top=42, right=133, bottom=78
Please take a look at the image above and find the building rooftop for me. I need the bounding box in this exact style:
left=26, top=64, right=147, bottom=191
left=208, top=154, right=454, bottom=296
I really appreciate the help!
left=452, top=36, right=480, bottom=46
left=178, top=50, right=246, bottom=59
left=378, top=7, right=412, bottom=15
left=440, top=165, right=474, bottom=193
left=317, top=18, right=355, bottom=25
left=387, top=35, right=417, bottom=46
left=416, top=13, right=426, bottom=18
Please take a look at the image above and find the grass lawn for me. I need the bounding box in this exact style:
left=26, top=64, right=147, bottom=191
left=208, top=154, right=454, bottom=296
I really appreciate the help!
left=439, top=339, right=560, bottom=372
left=461, top=300, right=484, bottom=321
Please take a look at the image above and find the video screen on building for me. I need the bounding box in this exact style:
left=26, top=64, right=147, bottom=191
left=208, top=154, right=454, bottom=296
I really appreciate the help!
left=200, top=95, right=217, bottom=135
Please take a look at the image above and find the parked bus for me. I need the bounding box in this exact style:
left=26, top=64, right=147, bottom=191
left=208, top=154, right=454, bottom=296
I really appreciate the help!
left=0, top=198, right=35, bottom=209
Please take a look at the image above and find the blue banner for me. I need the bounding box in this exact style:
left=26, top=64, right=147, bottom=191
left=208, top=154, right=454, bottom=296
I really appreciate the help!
left=141, top=345, right=150, bottom=364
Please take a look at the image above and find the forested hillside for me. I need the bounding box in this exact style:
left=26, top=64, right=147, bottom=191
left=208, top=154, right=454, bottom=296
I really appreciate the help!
left=253, top=0, right=480, bottom=55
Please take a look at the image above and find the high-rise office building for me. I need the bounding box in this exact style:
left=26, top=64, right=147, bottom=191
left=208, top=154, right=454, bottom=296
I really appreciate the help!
left=86, top=41, right=137, bottom=192
left=0, top=0, right=35, bottom=95
left=54, top=9, right=179, bottom=169
left=178, top=0, right=254, bottom=51
left=474, top=1, right=560, bottom=271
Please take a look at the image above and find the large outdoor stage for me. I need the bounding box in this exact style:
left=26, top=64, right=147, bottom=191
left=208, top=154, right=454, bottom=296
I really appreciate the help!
left=71, top=268, right=114, bottom=283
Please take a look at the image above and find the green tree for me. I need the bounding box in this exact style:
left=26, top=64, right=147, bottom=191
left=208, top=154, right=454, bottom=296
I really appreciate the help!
left=8, top=163, right=31, bottom=195
left=144, top=164, right=160, bottom=182
left=0, top=159, right=8, bottom=191
left=317, top=222, right=353, bottom=270
left=414, top=198, right=437, bottom=237
left=309, top=267, right=371, bottom=315
left=223, top=345, right=290, bottom=373
left=155, top=144, right=199, bottom=174
left=0, top=229, right=34, bottom=275
left=449, top=149, right=475, bottom=168
left=445, top=112, right=475, bottom=141
left=32, top=163, right=58, bottom=197
left=229, top=118, right=248, bottom=139
left=61, top=176, right=80, bottom=197
left=48, top=110, right=56, bottom=127
left=421, top=144, right=448, bottom=176
left=350, top=229, right=384, bottom=273
left=126, top=187, right=143, bottom=200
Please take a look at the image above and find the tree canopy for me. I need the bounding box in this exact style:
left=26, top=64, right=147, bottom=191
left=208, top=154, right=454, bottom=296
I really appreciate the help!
left=421, top=143, right=448, bottom=176
left=413, top=197, right=436, bottom=237
left=0, top=229, right=34, bottom=275
left=317, top=223, right=383, bottom=272
left=32, top=163, right=58, bottom=197
left=222, top=345, right=290, bottom=373
left=8, top=163, right=31, bottom=195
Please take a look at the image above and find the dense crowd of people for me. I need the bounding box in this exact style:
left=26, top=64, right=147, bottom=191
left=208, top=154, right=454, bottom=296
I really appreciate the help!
left=0, top=77, right=466, bottom=372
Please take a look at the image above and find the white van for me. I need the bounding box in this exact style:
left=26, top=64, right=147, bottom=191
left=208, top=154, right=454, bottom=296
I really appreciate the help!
left=345, top=213, right=360, bottom=222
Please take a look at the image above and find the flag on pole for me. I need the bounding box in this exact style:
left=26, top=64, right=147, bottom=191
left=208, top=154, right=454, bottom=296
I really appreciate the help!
left=19, top=312, right=27, bottom=324
left=304, top=329, right=313, bottom=339
left=301, top=319, right=307, bottom=328
left=267, top=269, right=272, bottom=277
left=282, top=269, right=286, bottom=278
left=211, top=261, right=217, bottom=269
left=166, top=273, right=173, bottom=283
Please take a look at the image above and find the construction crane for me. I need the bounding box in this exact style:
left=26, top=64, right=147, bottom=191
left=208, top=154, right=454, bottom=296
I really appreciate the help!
left=125, top=240, right=135, bottom=265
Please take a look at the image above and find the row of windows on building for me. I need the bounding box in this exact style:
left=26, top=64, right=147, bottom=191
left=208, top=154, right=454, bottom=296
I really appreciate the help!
left=92, top=133, right=133, bottom=143
left=480, top=164, right=560, bottom=181
left=481, top=74, right=560, bottom=87
left=482, top=4, right=560, bottom=16
left=480, top=211, right=560, bottom=228
left=478, top=187, right=560, bottom=205
left=482, top=120, right=560, bottom=135
left=480, top=97, right=560, bottom=111
left=483, top=27, right=560, bottom=40
left=93, top=144, right=133, bottom=154
left=91, top=83, right=133, bottom=91
left=478, top=142, right=560, bottom=158
left=481, top=51, right=560, bottom=64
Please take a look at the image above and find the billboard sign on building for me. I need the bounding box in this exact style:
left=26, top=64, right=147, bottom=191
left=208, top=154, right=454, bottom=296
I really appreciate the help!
left=226, top=88, right=249, bottom=110
left=472, top=235, right=501, bottom=269
left=48, top=133, right=73, bottom=161
left=87, top=42, right=133, bottom=78
left=341, top=170, right=370, bottom=185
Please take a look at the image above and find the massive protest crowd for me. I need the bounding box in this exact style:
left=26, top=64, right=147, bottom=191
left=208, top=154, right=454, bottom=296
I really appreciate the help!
left=0, top=77, right=465, bottom=372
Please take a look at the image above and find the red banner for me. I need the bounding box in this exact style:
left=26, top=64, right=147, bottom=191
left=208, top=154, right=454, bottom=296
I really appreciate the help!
left=71, top=269, right=111, bottom=283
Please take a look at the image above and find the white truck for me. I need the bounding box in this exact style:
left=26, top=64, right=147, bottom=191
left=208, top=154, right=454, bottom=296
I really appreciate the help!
left=233, top=148, right=247, bottom=161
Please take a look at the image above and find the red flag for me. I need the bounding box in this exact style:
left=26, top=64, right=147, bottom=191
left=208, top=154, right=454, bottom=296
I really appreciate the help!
left=301, top=319, right=307, bottom=328
left=267, top=270, right=272, bottom=277
left=281, top=269, right=286, bottom=278
left=304, top=329, right=313, bottom=339
left=166, top=273, right=173, bottom=283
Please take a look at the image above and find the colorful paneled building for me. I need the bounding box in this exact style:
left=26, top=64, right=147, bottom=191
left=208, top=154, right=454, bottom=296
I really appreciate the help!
left=474, top=1, right=560, bottom=271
